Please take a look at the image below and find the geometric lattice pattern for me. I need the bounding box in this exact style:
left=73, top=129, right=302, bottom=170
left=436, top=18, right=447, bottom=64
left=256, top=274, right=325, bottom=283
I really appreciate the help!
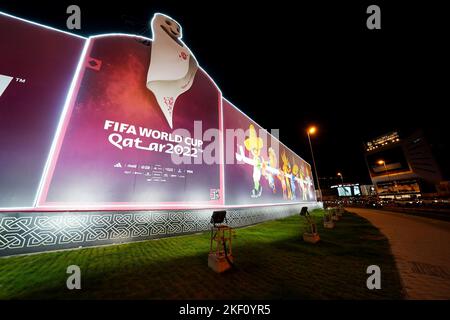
left=0, top=203, right=320, bottom=256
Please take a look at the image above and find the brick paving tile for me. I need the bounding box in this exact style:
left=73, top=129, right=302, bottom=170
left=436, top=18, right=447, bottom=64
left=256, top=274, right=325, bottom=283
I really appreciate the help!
left=347, top=208, right=450, bottom=300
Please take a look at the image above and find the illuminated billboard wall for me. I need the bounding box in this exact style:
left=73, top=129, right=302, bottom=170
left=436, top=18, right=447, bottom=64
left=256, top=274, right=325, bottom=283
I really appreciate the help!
left=0, top=12, right=316, bottom=211
left=39, top=33, right=222, bottom=208
left=331, top=184, right=361, bottom=197
left=0, top=12, right=85, bottom=207
left=223, top=100, right=316, bottom=206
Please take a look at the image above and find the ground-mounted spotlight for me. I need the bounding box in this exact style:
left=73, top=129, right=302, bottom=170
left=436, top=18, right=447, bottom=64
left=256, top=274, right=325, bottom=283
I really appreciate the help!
left=210, top=210, right=227, bottom=226
left=300, top=206, right=320, bottom=244
left=331, top=207, right=340, bottom=221
left=323, top=208, right=335, bottom=229
left=208, top=210, right=235, bottom=273
left=336, top=206, right=345, bottom=217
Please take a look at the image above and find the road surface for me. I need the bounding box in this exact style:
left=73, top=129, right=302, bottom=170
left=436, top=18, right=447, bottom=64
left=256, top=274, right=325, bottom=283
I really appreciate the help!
left=346, top=207, right=450, bottom=299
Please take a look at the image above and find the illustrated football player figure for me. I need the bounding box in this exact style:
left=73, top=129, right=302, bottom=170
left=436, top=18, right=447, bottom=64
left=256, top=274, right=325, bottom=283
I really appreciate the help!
left=244, top=125, right=264, bottom=198
left=281, top=152, right=293, bottom=200
left=263, top=147, right=278, bottom=193
left=146, top=13, right=198, bottom=129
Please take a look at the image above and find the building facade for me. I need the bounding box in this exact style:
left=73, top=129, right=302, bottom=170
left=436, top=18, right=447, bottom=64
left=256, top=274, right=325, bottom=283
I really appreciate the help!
left=364, top=130, right=443, bottom=199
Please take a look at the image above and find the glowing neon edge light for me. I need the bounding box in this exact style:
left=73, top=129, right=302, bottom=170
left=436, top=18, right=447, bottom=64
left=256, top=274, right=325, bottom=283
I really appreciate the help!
left=34, top=39, right=91, bottom=206
left=0, top=10, right=86, bottom=39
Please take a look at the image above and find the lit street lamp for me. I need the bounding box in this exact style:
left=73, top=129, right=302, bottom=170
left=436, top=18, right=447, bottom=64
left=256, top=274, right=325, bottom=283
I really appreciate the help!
left=377, top=160, right=387, bottom=169
left=377, top=159, right=397, bottom=199
left=337, top=172, right=349, bottom=196
left=337, top=172, right=344, bottom=184
left=307, top=126, right=322, bottom=202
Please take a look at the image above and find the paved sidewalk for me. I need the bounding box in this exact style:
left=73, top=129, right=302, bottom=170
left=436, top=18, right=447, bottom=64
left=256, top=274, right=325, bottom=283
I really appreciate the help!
left=347, top=208, right=450, bottom=299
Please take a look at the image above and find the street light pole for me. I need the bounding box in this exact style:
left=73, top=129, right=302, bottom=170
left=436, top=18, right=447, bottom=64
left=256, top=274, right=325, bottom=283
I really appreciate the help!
left=337, top=172, right=347, bottom=196
left=378, top=160, right=397, bottom=200
left=382, top=162, right=392, bottom=200
left=307, top=128, right=322, bottom=202
left=337, top=172, right=344, bottom=184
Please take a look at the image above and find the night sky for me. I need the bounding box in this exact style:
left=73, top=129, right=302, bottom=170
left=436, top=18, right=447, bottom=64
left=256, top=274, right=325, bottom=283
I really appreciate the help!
left=1, top=1, right=448, bottom=186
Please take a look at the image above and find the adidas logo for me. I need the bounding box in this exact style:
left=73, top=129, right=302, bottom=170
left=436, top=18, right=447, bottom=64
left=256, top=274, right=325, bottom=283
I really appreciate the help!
left=114, top=162, right=122, bottom=168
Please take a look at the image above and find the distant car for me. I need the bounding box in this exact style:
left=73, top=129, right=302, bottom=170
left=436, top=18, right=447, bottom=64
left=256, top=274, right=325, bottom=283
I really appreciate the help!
left=366, top=201, right=382, bottom=208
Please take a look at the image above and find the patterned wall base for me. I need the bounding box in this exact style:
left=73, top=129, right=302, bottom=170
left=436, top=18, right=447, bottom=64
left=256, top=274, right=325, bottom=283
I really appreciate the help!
left=0, top=203, right=321, bottom=256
